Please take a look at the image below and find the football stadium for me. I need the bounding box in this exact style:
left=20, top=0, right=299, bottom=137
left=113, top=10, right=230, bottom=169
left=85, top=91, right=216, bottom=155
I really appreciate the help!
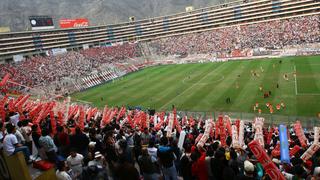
left=0, top=0, right=320, bottom=180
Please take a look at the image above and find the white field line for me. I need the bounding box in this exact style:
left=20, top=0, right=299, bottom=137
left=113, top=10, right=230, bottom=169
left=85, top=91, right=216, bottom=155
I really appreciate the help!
left=294, top=65, right=298, bottom=95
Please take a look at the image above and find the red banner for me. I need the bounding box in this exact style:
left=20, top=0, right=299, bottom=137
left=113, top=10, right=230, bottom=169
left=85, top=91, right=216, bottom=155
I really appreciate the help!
left=0, top=73, right=10, bottom=87
left=293, top=121, right=307, bottom=148
left=249, top=140, right=286, bottom=180
left=59, top=18, right=89, bottom=29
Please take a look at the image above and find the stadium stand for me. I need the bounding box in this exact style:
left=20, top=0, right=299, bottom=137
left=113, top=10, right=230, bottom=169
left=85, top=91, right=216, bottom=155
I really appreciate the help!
left=1, top=14, right=319, bottom=95
left=0, top=0, right=319, bottom=59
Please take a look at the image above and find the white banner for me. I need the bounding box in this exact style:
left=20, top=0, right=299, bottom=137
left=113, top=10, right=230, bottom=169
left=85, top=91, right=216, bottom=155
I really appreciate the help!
left=232, top=125, right=240, bottom=148
left=254, top=117, right=265, bottom=148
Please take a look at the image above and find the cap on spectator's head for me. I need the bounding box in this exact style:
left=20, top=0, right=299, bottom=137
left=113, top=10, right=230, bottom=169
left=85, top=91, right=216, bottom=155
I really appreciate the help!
left=95, top=151, right=102, bottom=158
left=89, top=141, right=96, bottom=147
left=244, top=160, right=255, bottom=173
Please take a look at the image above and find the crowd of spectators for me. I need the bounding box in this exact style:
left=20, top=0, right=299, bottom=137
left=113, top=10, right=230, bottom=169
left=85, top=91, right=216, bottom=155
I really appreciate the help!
left=0, top=101, right=319, bottom=180
left=148, top=15, right=320, bottom=56
left=0, top=43, right=140, bottom=93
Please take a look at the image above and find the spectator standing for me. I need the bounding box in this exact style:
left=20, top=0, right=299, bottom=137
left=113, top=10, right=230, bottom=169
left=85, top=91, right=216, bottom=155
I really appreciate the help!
left=70, top=127, right=89, bottom=157
left=66, top=149, right=84, bottom=178
left=39, top=128, right=57, bottom=162
left=54, top=126, right=70, bottom=157
left=138, top=148, right=160, bottom=180
left=157, top=136, right=178, bottom=180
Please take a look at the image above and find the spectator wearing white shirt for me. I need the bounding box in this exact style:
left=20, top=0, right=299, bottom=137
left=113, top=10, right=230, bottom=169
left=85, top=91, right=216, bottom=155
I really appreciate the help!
left=88, top=152, right=106, bottom=168
left=56, top=160, right=72, bottom=180
left=66, top=149, right=84, bottom=178
left=147, top=139, right=157, bottom=160
left=3, top=123, right=31, bottom=163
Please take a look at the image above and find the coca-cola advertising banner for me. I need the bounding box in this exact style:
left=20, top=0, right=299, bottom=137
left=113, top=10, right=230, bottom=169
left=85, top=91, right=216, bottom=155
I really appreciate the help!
left=59, top=18, right=89, bottom=29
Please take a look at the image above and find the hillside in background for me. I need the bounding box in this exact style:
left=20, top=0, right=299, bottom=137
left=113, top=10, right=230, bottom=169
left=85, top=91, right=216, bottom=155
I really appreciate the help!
left=0, top=0, right=234, bottom=32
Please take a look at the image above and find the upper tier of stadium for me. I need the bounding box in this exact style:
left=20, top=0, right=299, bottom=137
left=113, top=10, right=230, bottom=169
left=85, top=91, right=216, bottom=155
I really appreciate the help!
left=0, top=0, right=319, bottom=60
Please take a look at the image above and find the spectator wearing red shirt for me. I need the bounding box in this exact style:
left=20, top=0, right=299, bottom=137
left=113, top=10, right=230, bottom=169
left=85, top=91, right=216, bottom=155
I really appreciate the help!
left=191, top=147, right=208, bottom=180
left=54, top=126, right=70, bottom=157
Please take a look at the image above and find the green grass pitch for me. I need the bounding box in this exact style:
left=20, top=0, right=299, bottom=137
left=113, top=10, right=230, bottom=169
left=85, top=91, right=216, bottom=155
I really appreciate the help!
left=72, top=56, right=320, bottom=117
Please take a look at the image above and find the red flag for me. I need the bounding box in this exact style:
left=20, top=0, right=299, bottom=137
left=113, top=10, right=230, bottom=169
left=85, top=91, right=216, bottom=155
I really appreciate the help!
left=174, top=119, right=182, bottom=133
left=57, top=111, right=64, bottom=126
left=15, top=94, right=30, bottom=113
left=218, top=116, right=226, bottom=146
left=225, top=116, right=232, bottom=136
left=215, top=119, right=220, bottom=140
left=78, top=106, right=85, bottom=130
left=29, top=104, right=43, bottom=120
left=24, top=101, right=35, bottom=112
left=102, top=106, right=108, bottom=122
left=189, top=115, right=195, bottom=127
left=108, top=108, right=117, bottom=124
left=293, top=121, right=307, bottom=148
left=249, top=140, right=286, bottom=180
left=101, top=107, right=117, bottom=127
left=0, top=73, right=10, bottom=87
left=50, top=111, right=56, bottom=135
left=127, top=111, right=134, bottom=128
left=34, top=103, right=49, bottom=126
left=116, top=106, right=126, bottom=122
left=88, top=108, right=98, bottom=122
left=271, top=143, right=280, bottom=157
left=155, top=112, right=165, bottom=131
left=290, top=145, right=300, bottom=156
left=13, top=96, right=23, bottom=107
left=86, top=108, right=93, bottom=122
left=267, top=127, right=274, bottom=145
left=133, top=111, right=141, bottom=128
left=68, top=105, right=79, bottom=120
left=101, top=106, right=110, bottom=127
left=0, top=95, right=8, bottom=123
left=34, top=102, right=54, bottom=125
left=8, top=99, right=15, bottom=112
left=140, top=111, right=147, bottom=130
